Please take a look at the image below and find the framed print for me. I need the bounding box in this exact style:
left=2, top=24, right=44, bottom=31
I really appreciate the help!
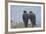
left=7, top=1, right=45, bottom=33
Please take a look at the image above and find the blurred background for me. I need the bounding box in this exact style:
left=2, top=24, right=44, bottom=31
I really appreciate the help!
left=10, top=5, right=41, bottom=28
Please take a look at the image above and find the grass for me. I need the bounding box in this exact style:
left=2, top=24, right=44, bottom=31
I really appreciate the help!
left=11, top=22, right=41, bottom=28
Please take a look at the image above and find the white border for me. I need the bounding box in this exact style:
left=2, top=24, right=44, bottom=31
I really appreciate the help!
left=8, top=2, right=43, bottom=32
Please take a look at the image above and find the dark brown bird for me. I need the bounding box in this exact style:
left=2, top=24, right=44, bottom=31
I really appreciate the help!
left=22, top=10, right=28, bottom=27
left=29, top=11, right=36, bottom=27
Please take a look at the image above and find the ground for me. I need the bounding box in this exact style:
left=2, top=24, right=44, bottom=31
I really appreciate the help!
left=11, top=22, right=41, bottom=28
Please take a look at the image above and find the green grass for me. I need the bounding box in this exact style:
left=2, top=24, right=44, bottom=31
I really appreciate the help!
left=11, top=22, right=33, bottom=28
left=11, top=22, right=41, bottom=28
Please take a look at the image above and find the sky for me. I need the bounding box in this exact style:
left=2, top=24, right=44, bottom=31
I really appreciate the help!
left=10, top=5, right=41, bottom=24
